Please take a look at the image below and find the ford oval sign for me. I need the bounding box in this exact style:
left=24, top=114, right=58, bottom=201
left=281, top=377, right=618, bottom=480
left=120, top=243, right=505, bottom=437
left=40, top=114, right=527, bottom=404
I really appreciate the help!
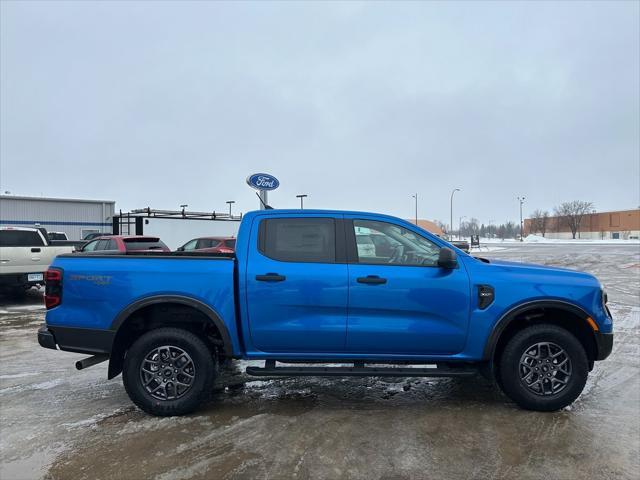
left=246, top=173, right=279, bottom=191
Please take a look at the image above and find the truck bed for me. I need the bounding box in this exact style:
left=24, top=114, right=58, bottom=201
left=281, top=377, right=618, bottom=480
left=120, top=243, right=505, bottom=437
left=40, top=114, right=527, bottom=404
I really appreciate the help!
left=45, top=254, right=240, bottom=354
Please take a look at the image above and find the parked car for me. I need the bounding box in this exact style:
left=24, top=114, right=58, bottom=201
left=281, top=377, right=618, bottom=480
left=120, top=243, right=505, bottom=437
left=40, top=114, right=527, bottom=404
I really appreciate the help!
left=176, top=237, right=236, bottom=254
left=39, top=209, right=613, bottom=416
left=79, top=236, right=170, bottom=254
left=436, top=235, right=470, bottom=253
left=0, top=227, right=75, bottom=293
left=450, top=239, right=470, bottom=252
left=83, top=232, right=114, bottom=241
left=47, top=231, right=68, bottom=241
left=43, top=230, right=86, bottom=251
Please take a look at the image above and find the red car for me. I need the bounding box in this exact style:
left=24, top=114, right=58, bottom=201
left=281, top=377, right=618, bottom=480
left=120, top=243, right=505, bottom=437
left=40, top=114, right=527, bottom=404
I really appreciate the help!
left=176, top=237, right=236, bottom=254
left=80, top=236, right=170, bottom=253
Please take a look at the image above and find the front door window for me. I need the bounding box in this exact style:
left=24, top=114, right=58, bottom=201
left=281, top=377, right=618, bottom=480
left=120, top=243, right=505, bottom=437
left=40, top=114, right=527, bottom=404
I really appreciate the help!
left=353, top=219, right=440, bottom=266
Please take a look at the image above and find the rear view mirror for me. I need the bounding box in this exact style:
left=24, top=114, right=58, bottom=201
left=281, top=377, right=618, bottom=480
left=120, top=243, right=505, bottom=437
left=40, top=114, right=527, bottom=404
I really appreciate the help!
left=437, top=247, right=458, bottom=269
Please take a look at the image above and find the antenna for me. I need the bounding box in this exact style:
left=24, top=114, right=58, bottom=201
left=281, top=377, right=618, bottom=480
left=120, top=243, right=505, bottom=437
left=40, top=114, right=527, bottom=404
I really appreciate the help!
left=255, top=192, right=273, bottom=210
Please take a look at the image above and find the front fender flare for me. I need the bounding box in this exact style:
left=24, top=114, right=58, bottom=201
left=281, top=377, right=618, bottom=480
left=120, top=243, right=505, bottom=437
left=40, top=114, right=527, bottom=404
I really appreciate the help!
left=482, top=299, right=591, bottom=362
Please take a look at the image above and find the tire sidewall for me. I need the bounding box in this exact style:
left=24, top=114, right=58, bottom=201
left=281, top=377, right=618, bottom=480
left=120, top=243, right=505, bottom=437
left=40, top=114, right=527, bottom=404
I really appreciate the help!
left=123, top=328, right=215, bottom=416
left=499, top=325, right=588, bottom=411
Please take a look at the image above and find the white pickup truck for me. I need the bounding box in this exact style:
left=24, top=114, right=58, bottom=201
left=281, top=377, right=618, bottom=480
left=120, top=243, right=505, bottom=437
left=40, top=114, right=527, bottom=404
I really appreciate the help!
left=0, top=227, right=76, bottom=294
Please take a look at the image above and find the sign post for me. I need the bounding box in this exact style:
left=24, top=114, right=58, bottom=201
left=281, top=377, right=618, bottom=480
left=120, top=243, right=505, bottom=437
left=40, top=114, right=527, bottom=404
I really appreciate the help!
left=259, top=191, right=268, bottom=210
left=246, top=173, right=280, bottom=210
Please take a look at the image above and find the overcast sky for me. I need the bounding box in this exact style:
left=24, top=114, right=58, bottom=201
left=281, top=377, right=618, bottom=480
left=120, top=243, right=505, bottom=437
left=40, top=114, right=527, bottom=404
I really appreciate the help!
left=1, top=1, right=638, bottom=226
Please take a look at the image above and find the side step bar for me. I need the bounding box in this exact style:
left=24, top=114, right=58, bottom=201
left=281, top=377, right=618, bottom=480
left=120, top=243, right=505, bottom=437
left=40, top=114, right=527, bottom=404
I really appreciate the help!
left=246, top=360, right=477, bottom=378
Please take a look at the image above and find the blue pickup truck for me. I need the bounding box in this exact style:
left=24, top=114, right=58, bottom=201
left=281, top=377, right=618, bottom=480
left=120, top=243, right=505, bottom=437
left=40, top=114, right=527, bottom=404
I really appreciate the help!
left=38, top=209, right=613, bottom=416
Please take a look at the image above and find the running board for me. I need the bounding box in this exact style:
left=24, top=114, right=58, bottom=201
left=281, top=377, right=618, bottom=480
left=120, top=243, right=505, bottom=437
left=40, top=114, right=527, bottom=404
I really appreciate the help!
left=246, top=361, right=477, bottom=378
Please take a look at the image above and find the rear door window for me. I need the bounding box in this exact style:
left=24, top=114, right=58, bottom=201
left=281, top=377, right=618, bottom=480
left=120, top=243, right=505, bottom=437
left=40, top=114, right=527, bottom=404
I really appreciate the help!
left=197, top=239, right=220, bottom=249
left=105, top=239, right=118, bottom=251
left=259, top=218, right=336, bottom=263
left=0, top=230, right=46, bottom=247
left=95, top=239, right=110, bottom=250
left=124, top=238, right=167, bottom=251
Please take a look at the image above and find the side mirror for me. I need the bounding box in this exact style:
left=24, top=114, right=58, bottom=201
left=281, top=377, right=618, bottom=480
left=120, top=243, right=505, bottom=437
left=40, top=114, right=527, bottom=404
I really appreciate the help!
left=438, top=247, right=458, bottom=269
left=177, top=246, right=184, bottom=252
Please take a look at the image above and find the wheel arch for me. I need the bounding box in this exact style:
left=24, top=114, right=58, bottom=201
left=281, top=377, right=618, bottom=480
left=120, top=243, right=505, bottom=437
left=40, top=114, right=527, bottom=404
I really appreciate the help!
left=483, top=300, right=598, bottom=370
left=107, top=295, right=232, bottom=379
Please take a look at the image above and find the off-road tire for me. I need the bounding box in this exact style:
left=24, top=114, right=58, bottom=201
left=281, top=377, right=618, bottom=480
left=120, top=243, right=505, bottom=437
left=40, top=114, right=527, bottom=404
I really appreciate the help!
left=123, top=328, right=216, bottom=416
left=498, top=324, right=588, bottom=411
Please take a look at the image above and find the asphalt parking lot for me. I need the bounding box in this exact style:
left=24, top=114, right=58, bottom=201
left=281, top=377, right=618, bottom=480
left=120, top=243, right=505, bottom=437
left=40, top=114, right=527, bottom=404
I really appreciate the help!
left=1, top=243, right=638, bottom=480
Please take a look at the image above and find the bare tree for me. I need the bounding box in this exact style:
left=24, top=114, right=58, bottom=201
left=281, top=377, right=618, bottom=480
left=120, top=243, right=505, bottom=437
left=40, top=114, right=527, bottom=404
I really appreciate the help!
left=468, top=218, right=480, bottom=235
left=434, top=220, right=448, bottom=235
left=539, top=210, right=549, bottom=237
left=530, top=210, right=543, bottom=235
left=529, top=210, right=550, bottom=237
left=553, top=201, right=594, bottom=239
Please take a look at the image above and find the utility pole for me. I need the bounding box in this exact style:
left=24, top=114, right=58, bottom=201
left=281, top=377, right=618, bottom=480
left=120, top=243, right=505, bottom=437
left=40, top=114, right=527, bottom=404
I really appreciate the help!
left=296, top=194, right=308, bottom=209
left=412, top=193, right=418, bottom=225
left=450, top=188, right=461, bottom=240
left=226, top=200, right=235, bottom=217
left=517, top=196, right=526, bottom=241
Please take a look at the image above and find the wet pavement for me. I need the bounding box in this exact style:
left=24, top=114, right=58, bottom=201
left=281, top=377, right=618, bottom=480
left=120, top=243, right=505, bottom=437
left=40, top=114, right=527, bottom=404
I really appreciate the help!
left=1, top=243, right=638, bottom=480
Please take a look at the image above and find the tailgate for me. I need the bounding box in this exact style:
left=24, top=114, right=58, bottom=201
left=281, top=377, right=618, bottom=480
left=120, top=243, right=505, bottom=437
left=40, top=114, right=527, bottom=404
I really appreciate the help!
left=0, top=246, right=54, bottom=275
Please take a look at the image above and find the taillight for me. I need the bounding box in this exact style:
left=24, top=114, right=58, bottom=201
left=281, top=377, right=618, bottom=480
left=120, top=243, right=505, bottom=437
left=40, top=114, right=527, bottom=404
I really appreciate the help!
left=45, top=268, right=63, bottom=309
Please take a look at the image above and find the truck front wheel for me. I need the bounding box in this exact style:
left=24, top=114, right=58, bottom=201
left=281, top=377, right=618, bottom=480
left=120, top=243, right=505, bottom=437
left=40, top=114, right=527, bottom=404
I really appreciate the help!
left=122, top=328, right=216, bottom=416
left=498, top=324, right=588, bottom=411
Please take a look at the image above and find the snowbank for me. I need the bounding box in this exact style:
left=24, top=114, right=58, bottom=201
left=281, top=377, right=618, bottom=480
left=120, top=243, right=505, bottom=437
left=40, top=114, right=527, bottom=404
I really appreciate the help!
left=469, top=246, right=506, bottom=252
left=476, top=236, right=640, bottom=245
left=524, top=234, right=546, bottom=243
left=522, top=235, right=640, bottom=245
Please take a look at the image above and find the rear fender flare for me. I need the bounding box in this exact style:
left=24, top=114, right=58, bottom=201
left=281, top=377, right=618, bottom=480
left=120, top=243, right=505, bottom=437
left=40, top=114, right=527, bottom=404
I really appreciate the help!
left=107, top=295, right=232, bottom=379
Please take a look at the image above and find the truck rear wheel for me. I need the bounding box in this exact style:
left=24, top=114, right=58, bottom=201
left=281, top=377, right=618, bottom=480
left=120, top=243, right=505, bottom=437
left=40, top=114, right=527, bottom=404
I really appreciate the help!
left=498, top=324, right=588, bottom=411
left=122, top=328, right=216, bottom=416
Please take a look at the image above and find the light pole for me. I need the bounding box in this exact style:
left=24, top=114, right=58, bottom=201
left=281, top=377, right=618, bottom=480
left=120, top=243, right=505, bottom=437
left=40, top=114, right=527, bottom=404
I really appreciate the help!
left=226, top=200, right=235, bottom=217
left=517, top=196, right=526, bottom=241
left=296, top=194, right=308, bottom=209
left=412, top=193, right=418, bottom=225
left=459, top=216, right=467, bottom=240
left=450, top=188, right=461, bottom=240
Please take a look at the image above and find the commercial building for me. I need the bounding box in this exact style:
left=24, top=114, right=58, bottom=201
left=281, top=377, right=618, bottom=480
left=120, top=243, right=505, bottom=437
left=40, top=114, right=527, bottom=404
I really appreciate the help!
left=406, top=219, right=445, bottom=236
left=524, top=208, right=640, bottom=240
left=0, top=195, right=115, bottom=240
